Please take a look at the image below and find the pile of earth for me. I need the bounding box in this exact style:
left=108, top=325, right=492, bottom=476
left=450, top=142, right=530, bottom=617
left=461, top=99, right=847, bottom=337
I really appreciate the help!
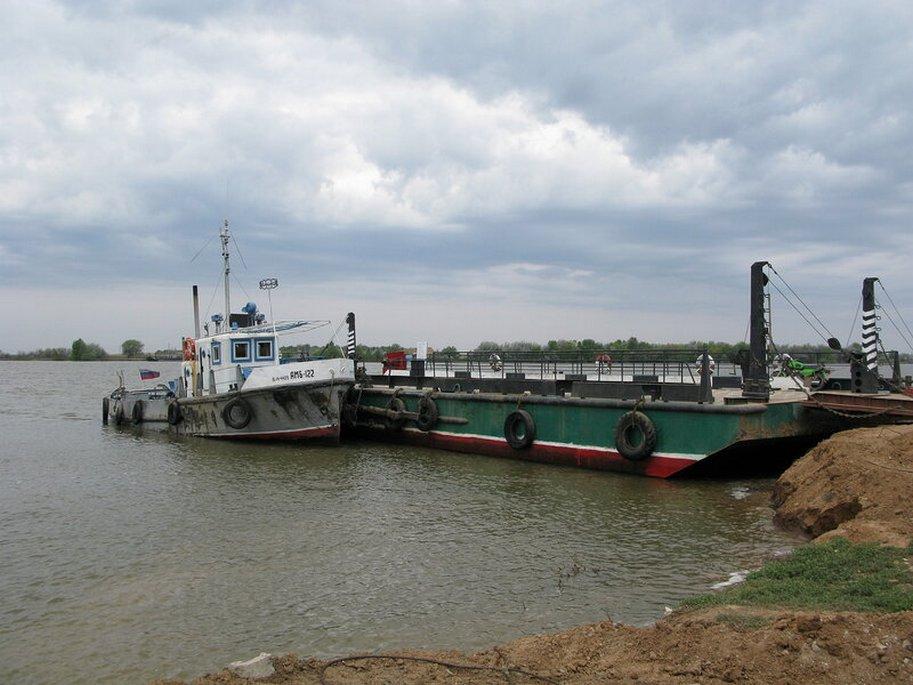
left=160, top=425, right=913, bottom=685
left=773, top=424, right=913, bottom=547
left=160, top=609, right=913, bottom=684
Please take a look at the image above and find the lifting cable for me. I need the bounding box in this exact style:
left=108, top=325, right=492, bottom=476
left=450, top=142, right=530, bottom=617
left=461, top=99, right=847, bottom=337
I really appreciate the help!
left=765, top=278, right=833, bottom=346
left=844, top=294, right=862, bottom=353
left=768, top=265, right=837, bottom=343
left=877, top=282, right=913, bottom=353
left=876, top=304, right=913, bottom=355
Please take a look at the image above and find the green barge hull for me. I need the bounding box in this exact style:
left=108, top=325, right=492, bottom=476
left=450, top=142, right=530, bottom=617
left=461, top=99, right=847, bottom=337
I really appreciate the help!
left=348, top=386, right=844, bottom=478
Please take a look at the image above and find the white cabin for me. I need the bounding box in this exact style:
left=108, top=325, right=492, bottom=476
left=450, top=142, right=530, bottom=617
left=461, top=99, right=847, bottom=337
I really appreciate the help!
left=181, top=327, right=354, bottom=398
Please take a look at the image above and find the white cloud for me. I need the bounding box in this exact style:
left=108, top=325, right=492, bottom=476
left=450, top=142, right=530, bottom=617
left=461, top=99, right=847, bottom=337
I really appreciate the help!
left=1, top=1, right=911, bottom=351
left=0, top=2, right=788, bottom=242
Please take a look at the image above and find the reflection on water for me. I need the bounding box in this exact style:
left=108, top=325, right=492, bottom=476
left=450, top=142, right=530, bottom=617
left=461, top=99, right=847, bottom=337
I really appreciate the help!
left=0, top=361, right=801, bottom=684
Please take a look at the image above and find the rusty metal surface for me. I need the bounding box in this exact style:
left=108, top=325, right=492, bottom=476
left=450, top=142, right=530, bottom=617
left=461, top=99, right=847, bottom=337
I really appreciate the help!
left=803, top=391, right=913, bottom=418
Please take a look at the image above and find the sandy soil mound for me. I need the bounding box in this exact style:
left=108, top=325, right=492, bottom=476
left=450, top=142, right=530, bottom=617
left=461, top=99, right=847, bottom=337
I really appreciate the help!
left=772, top=424, right=913, bottom=546
left=161, top=608, right=913, bottom=684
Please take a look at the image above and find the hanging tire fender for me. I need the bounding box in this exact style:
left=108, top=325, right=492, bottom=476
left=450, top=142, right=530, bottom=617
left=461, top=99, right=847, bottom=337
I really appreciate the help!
left=614, top=410, right=657, bottom=461
left=167, top=400, right=183, bottom=426
left=113, top=401, right=126, bottom=426
left=415, top=395, right=440, bottom=432
left=504, top=410, right=536, bottom=449
left=222, top=398, right=253, bottom=429
left=131, top=400, right=144, bottom=425
left=385, top=397, right=406, bottom=432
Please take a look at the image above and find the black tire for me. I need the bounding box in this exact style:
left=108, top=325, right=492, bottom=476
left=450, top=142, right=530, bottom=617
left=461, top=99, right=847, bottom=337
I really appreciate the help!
left=102, top=397, right=109, bottom=425
left=113, top=401, right=126, bottom=426
left=504, top=410, right=535, bottom=449
left=167, top=401, right=183, bottom=426
left=131, top=400, right=144, bottom=425
left=222, top=398, right=253, bottom=429
left=385, top=397, right=406, bottom=432
left=415, top=396, right=439, bottom=432
left=614, top=411, right=657, bottom=461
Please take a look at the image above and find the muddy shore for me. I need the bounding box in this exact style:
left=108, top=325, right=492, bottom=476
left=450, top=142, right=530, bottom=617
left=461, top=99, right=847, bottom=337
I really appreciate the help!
left=161, top=425, right=913, bottom=684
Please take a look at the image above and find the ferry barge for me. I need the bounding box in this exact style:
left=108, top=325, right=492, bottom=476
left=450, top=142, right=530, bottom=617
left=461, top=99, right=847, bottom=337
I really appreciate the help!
left=346, top=263, right=913, bottom=477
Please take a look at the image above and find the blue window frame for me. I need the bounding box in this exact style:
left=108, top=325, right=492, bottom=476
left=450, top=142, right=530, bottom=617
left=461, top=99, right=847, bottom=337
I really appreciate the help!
left=230, top=338, right=252, bottom=363
left=211, top=341, right=222, bottom=365
left=254, top=337, right=275, bottom=361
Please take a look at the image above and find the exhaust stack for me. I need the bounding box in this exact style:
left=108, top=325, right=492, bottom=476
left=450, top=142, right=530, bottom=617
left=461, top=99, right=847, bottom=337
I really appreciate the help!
left=192, top=285, right=201, bottom=339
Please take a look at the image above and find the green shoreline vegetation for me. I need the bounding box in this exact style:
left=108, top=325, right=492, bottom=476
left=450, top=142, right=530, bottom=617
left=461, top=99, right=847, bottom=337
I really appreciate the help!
left=683, top=538, right=913, bottom=614
left=2, top=337, right=892, bottom=363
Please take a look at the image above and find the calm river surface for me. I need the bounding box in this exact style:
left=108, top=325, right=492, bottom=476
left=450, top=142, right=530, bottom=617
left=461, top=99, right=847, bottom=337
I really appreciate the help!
left=1, top=361, right=801, bottom=684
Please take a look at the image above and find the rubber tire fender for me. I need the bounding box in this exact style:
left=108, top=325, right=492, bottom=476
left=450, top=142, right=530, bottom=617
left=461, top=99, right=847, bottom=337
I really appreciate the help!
left=385, top=397, right=406, bottom=432
left=131, top=400, right=144, bottom=425
left=504, top=410, right=536, bottom=450
left=614, top=411, right=657, bottom=461
left=167, top=401, right=183, bottom=426
left=113, top=401, right=126, bottom=426
left=415, top=396, right=439, bottom=432
left=222, top=398, right=253, bottom=429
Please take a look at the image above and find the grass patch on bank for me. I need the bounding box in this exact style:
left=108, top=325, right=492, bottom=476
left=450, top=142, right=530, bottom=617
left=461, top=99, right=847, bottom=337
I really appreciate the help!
left=684, top=538, right=913, bottom=613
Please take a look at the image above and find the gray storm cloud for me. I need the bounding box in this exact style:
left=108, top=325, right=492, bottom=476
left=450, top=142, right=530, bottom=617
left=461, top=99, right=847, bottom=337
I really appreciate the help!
left=0, top=1, right=911, bottom=351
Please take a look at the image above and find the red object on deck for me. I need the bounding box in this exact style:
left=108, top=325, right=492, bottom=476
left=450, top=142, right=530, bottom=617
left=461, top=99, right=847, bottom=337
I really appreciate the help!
left=382, top=350, right=408, bottom=374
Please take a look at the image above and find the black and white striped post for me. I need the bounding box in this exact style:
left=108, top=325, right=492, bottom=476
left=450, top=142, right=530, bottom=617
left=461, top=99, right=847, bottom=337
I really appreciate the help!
left=345, top=312, right=357, bottom=362
left=861, top=277, right=879, bottom=372
left=850, top=276, right=882, bottom=393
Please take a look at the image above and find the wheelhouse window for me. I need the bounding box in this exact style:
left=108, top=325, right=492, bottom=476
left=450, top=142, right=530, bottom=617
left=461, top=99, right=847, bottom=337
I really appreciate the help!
left=255, top=337, right=275, bottom=361
left=231, top=339, right=251, bottom=363
left=211, top=342, right=221, bottom=365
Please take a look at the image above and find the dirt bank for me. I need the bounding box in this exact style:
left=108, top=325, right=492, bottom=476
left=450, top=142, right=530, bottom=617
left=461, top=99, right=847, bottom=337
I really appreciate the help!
left=162, top=426, right=913, bottom=685
left=162, top=608, right=913, bottom=684
left=773, top=424, right=913, bottom=547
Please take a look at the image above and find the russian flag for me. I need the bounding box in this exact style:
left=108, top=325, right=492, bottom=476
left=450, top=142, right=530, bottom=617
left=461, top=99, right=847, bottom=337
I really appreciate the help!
left=139, top=369, right=160, bottom=381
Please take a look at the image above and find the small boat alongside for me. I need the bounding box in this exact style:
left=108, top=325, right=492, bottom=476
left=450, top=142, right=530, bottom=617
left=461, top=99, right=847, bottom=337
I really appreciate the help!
left=104, top=220, right=357, bottom=443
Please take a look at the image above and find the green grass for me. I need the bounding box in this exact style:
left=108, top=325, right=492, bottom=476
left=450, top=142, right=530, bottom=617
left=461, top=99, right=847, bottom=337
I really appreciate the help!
left=683, top=538, right=913, bottom=613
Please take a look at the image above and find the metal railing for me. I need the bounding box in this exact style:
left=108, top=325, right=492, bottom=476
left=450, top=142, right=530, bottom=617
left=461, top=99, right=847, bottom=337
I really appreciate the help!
left=417, top=348, right=723, bottom=384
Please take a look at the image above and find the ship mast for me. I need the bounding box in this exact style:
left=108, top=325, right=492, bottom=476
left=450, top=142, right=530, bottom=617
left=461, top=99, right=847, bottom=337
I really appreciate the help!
left=220, top=219, right=231, bottom=326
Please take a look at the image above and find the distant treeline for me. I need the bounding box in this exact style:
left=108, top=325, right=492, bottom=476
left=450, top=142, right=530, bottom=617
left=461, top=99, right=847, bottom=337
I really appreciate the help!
left=284, top=337, right=891, bottom=363
left=469, top=338, right=870, bottom=359
left=6, top=337, right=905, bottom=363
left=0, top=339, right=181, bottom=361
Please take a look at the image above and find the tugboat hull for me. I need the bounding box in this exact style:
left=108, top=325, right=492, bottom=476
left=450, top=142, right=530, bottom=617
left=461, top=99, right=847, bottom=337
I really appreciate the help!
left=173, top=379, right=352, bottom=442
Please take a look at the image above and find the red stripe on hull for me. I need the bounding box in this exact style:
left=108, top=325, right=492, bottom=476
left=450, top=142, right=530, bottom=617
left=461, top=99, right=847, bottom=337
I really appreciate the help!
left=376, top=429, right=697, bottom=478
left=207, top=425, right=340, bottom=441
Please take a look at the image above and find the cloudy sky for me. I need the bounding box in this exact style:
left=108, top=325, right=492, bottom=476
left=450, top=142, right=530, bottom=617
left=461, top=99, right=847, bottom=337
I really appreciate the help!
left=1, top=1, right=912, bottom=352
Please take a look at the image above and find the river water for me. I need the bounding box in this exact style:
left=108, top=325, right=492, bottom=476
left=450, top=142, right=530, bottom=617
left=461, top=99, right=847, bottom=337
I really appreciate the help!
left=0, top=361, right=801, bottom=684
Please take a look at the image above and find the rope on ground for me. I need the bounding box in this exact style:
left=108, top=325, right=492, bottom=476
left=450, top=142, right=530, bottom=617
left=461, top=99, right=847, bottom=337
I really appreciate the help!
left=859, top=458, right=913, bottom=475
left=318, top=653, right=561, bottom=685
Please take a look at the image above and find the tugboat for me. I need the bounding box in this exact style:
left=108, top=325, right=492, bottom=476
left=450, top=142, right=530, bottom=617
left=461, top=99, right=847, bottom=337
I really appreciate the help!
left=104, top=220, right=357, bottom=442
